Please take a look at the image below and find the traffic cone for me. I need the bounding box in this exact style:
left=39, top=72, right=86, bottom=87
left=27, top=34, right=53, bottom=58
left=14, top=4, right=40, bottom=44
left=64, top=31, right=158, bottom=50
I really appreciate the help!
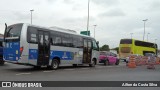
left=136, top=56, right=141, bottom=66
left=145, top=57, right=149, bottom=65
left=155, top=57, right=160, bottom=65
left=140, top=56, right=148, bottom=65
left=147, top=56, right=155, bottom=69
left=128, top=56, right=136, bottom=68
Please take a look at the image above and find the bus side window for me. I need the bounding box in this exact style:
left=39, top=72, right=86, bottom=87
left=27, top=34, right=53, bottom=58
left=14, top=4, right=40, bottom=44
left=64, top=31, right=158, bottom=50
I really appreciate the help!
left=61, top=34, right=73, bottom=47
left=30, top=34, right=37, bottom=43
left=73, top=37, right=78, bottom=48
left=77, top=37, right=83, bottom=48
left=55, top=36, right=62, bottom=46
left=27, top=26, right=38, bottom=44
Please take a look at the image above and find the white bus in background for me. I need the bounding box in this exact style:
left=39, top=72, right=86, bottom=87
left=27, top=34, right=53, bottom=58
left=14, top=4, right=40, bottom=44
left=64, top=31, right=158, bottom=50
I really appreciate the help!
left=3, top=23, right=99, bottom=69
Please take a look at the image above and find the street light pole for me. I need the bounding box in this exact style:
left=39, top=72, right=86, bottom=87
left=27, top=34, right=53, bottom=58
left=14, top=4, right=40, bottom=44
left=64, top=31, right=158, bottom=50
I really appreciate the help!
left=130, top=33, right=133, bottom=39
left=147, top=33, right=150, bottom=42
left=93, top=25, right=97, bottom=38
left=30, top=9, right=34, bottom=25
left=142, top=19, right=148, bottom=41
left=87, top=0, right=90, bottom=36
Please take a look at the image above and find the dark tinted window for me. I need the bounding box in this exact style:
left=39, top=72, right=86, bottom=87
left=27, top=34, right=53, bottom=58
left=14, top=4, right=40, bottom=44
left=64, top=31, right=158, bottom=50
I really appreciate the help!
left=50, top=31, right=62, bottom=46
left=73, top=35, right=78, bottom=47
left=27, top=26, right=38, bottom=44
left=73, top=36, right=83, bottom=48
left=77, top=37, right=83, bottom=48
left=5, top=24, right=23, bottom=37
left=0, top=41, right=2, bottom=47
left=51, top=31, right=74, bottom=47
left=62, top=34, right=73, bottom=47
left=120, top=39, right=132, bottom=44
left=135, top=40, right=157, bottom=48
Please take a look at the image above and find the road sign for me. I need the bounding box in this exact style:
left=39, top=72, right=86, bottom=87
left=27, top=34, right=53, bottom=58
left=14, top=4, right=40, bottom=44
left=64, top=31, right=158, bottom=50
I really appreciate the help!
left=80, top=31, right=90, bottom=36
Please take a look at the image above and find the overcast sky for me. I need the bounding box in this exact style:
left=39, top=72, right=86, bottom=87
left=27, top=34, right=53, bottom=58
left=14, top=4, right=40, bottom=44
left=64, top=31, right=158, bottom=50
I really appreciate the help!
left=0, top=0, right=160, bottom=48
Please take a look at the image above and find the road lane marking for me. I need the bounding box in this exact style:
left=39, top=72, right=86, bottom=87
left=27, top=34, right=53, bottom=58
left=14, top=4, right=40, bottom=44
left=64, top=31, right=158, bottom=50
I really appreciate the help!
left=96, top=66, right=105, bottom=68
left=64, top=69, right=75, bottom=71
left=80, top=68, right=90, bottom=70
left=43, top=71, right=53, bottom=73
left=16, top=73, right=31, bottom=75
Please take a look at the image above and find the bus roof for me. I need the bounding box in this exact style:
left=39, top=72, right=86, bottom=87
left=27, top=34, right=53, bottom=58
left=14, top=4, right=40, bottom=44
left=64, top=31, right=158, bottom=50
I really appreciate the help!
left=13, top=23, right=95, bottom=40
left=120, top=38, right=157, bottom=44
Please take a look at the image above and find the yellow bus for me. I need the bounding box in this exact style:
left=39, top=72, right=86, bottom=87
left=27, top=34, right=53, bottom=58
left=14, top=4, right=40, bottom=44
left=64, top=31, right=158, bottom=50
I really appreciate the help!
left=119, top=39, right=158, bottom=60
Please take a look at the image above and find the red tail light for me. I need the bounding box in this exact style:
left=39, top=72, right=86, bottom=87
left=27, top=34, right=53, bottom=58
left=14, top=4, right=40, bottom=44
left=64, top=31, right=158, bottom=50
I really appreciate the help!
left=20, top=47, right=24, bottom=56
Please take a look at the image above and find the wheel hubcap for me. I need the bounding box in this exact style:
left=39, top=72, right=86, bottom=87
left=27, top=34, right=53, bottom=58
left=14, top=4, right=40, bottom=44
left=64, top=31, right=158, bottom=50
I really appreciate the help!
left=53, top=62, right=58, bottom=68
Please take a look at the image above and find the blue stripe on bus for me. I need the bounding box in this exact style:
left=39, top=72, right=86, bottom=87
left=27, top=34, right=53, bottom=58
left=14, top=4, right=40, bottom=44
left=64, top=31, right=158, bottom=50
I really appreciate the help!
left=29, top=49, right=38, bottom=60
left=28, top=49, right=74, bottom=60
left=50, top=50, right=74, bottom=60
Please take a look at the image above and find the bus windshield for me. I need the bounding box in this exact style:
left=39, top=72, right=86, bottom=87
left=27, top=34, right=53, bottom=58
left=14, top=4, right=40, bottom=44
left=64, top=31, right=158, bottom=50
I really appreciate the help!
left=5, top=24, right=23, bottom=39
left=120, top=39, right=132, bottom=44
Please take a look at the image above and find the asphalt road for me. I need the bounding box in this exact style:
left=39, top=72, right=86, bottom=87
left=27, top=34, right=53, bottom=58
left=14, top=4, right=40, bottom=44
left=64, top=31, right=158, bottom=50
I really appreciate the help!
left=0, top=61, right=160, bottom=90
left=0, top=61, right=159, bottom=81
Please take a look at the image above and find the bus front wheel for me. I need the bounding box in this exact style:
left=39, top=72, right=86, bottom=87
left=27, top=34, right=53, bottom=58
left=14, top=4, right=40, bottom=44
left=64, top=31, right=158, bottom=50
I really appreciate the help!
left=89, top=60, right=96, bottom=67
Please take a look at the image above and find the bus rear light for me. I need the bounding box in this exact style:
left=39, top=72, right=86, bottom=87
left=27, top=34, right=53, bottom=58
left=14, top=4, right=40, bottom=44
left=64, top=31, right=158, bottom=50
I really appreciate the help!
left=20, top=47, right=24, bottom=56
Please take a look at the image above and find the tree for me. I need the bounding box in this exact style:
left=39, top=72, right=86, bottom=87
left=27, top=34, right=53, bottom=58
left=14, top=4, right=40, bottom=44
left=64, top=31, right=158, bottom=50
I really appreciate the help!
left=100, top=44, right=110, bottom=51
left=111, top=47, right=119, bottom=54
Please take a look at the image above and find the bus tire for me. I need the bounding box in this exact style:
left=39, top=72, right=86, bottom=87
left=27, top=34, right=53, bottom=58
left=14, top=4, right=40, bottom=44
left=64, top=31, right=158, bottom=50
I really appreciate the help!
left=0, top=60, right=4, bottom=65
left=73, top=64, right=77, bottom=67
left=34, top=66, right=41, bottom=70
left=51, top=59, right=59, bottom=70
left=89, top=59, right=96, bottom=67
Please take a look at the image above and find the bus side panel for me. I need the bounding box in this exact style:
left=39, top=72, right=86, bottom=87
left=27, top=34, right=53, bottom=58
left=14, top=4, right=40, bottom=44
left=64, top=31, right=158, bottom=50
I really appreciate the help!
left=18, top=24, right=37, bottom=65
left=27, top=44, right=38, bottom=66
left=92, top=50, right=99, bottom=64
left=49, top=46, right=83, bottom=65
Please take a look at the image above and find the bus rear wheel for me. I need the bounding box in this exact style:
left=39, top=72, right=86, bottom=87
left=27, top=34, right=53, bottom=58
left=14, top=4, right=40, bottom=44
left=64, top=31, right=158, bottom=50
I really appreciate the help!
left=51, top=59, right=59, bottom=70
left=0, top=60, right=4, bottom=65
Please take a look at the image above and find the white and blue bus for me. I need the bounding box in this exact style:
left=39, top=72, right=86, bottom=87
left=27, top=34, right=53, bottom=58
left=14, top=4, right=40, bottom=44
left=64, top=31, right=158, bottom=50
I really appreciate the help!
left=0, top=37, right=4, bottom=65
left=3, top=23, right=99, bottom=69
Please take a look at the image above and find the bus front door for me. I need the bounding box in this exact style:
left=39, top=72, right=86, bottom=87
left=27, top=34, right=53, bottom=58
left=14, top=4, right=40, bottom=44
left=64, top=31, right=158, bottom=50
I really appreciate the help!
left=37, top=31, right=50, bottom=66
left=83, top=39, right=92, bottom=63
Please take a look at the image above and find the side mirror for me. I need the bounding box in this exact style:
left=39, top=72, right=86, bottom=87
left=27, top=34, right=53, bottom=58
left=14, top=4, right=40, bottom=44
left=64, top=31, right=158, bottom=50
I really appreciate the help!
left=96, top=41, right=99, bottom=45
